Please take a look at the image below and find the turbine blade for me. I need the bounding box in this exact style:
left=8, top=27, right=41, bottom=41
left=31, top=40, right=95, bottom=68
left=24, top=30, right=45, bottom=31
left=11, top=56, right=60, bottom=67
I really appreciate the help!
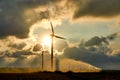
left=54, top=35, right=66, bottom=40
left=50, top=21, right=54, bottom=34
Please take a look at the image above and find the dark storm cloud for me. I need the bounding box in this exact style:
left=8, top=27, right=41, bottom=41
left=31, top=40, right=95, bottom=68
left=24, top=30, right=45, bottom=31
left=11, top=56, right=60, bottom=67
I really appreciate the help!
left=83, top=32, right=120, bottom=47
left=62, top=34, right=120, bottom=69
left=107, top=32, right=120, bottom=40
left=39, top=10, right=50, bottom=20
left=0, top=0, right=30, bottom=39
left=0, top=0, right=59, bottom=39
left=63, top=46, right=120, bottom=69
left=8, top=42, right=26, bottom=50
left=32, top=43, right=42, bottom=51
left=73, top=0, right=120, bottom=19
left=10, top=50, right=29, bottom=58
left=84, top=36, right=109, bottom=46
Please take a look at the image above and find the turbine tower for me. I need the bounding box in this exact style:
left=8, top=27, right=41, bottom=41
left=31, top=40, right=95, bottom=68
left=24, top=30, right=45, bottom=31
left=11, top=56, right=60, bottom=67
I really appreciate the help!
left=41, top=50, right=44, bottom=71
left=49, top=21, right=66, bottom=71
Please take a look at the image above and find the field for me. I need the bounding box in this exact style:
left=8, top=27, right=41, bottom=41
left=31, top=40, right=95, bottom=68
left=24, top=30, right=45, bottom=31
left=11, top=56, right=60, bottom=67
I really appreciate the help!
left=0, top=69, right=120, bottom=80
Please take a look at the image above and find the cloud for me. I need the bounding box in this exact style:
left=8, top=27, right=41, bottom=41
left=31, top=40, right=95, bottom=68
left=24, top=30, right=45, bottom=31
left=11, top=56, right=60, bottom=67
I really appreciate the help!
left=32, top=43, right=42, bottom=52
left=0, top=0, right=33, bottom=39
left=0, top=0, right=61, bottom=39
left=73, top=0, right=120, bottom=19
left=62, top=34, right=120, bottom=70
left=83, top=32, right=120, bottom=47
left=1, top=0, right=120, bottom=39
left=17, top=0, right=59, bottom=8
left=84, top=36, right=109, bottom=46
left=107, top=32, right=120, bottom=40
left=8, top=42, right=26, bottom=50
left=54, top=40, right=68, bottom=52
left=39, top=10, right=50, bottom=20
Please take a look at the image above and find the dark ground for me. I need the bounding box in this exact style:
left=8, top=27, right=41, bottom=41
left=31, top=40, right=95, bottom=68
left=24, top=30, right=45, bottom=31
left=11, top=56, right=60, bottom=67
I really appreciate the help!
left=0, top=70, right=120, bottom=80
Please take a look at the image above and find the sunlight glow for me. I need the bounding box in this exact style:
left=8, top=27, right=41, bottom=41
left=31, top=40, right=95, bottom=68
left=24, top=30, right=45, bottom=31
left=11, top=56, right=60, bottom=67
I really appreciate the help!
left=42, top=36, right=51, bottom=48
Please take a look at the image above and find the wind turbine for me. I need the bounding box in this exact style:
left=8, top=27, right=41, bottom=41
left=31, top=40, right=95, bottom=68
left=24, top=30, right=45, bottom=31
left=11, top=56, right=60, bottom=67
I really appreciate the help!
left=30, top=43, right=45, bottom=71
left=39, top=9, right=66, bottom=70
left=49, top=21, right=66, bottom=71
left=41, top=50, right=44, bottom=71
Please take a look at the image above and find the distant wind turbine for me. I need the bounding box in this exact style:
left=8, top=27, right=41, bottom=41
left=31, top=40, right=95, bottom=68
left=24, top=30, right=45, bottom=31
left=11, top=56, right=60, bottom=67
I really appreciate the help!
left=49, top=21, right=66, bottom=71
left=29, top=43, right=44, bottom=71
left=41, top=50, right=44, bottom=71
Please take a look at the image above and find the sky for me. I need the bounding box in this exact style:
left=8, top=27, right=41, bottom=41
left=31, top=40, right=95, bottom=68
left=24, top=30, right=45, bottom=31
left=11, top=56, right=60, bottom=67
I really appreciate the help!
left=0, top=0, right=120, bottom=72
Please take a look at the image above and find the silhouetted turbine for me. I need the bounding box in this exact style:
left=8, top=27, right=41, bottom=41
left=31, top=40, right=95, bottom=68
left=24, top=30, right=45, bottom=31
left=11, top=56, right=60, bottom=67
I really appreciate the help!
left=49, top=21, right=66, bottom=71
left=41, top=50, right=44, bottom=71
left=30, top=43, right=44, bottom=71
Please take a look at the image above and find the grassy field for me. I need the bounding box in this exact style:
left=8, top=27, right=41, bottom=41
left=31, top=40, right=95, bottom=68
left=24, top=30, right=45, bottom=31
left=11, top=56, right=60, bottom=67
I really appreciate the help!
left=0, top=68, right=42, bottom=73
left=0, top=69, right=120, bottom=80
